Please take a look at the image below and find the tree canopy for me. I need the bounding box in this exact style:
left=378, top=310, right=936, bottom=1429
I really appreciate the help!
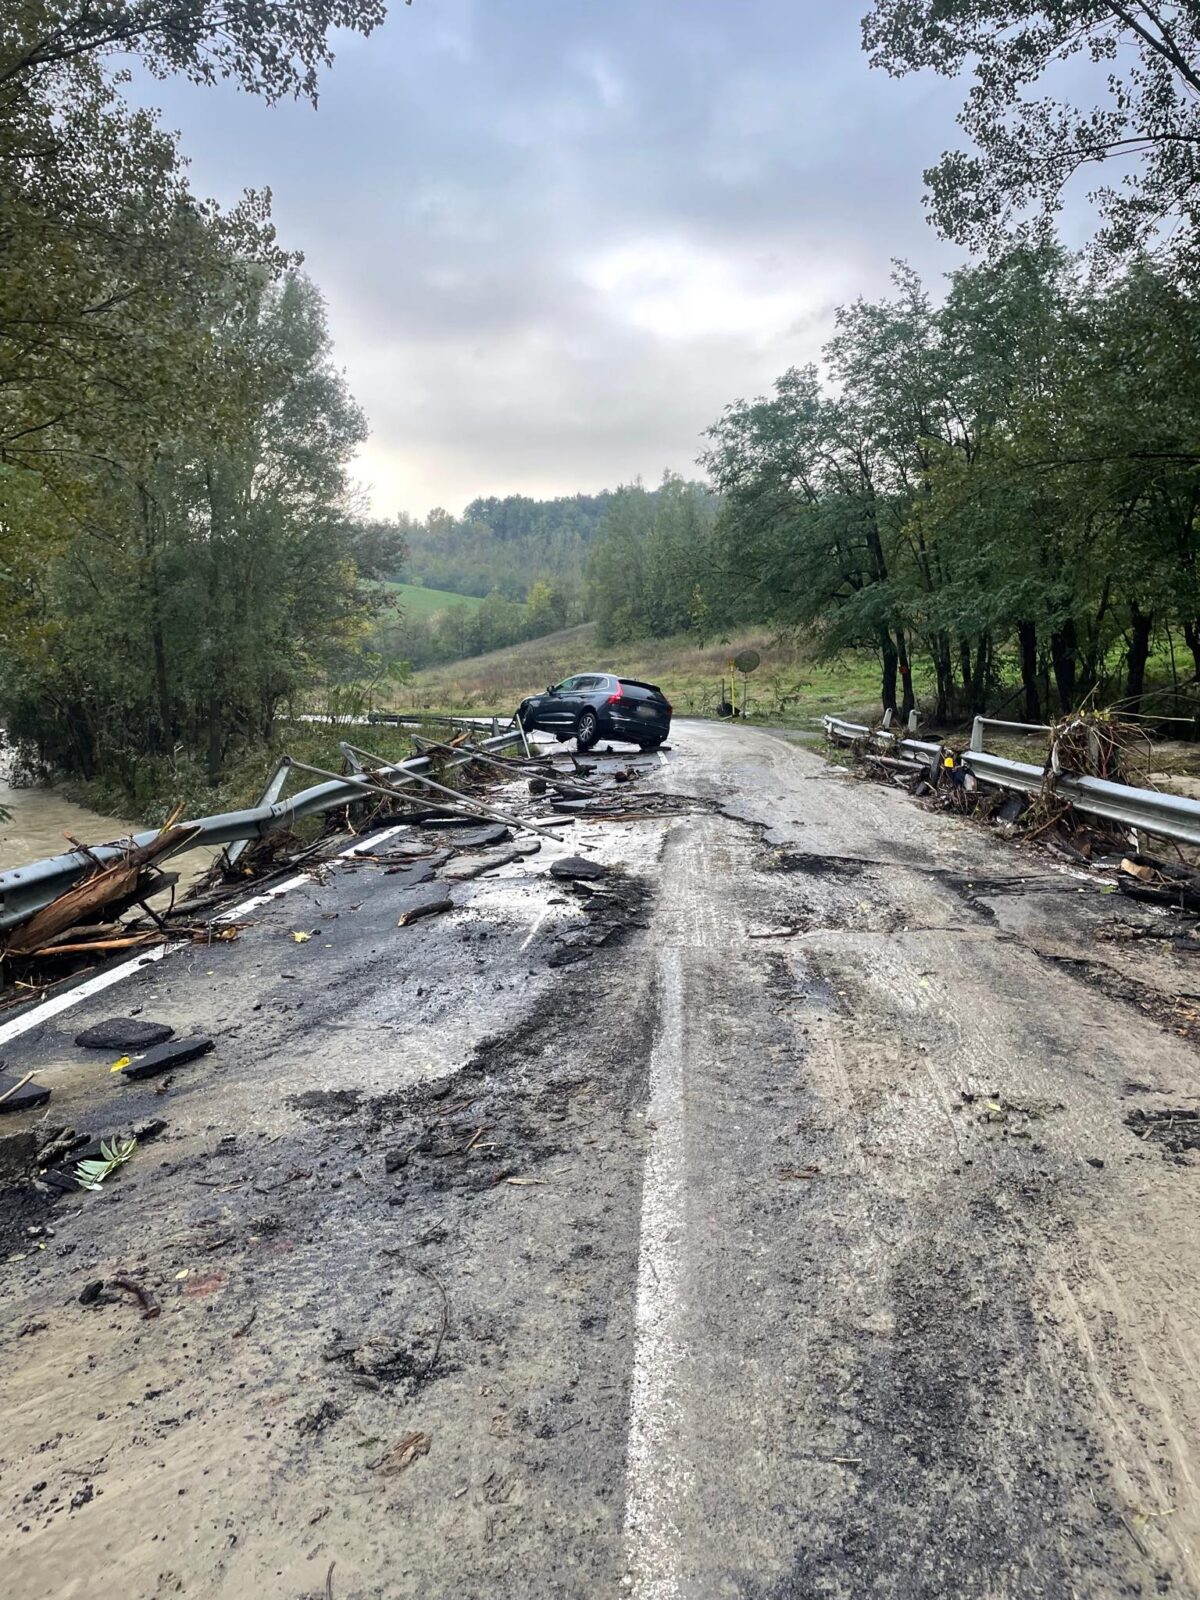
left=863, top=2, right=1200, bottom=259
left=700, top=243, right=1200, bottom=720
left=0, top=0, right=398, bottom=801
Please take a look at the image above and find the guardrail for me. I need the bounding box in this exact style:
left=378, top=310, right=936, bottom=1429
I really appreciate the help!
left=0, top=728, right=524, bottom=934
left=822, top=714, right=1200, bottom=849
left=969, top=716, right=1050, bottom=751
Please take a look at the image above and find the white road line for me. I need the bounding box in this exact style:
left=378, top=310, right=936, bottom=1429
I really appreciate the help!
left=0, top=822, right=414, bottom=1046
left=212, top=872, right=312, bottom=923
left=624, top=946, right=688, bottom=1599
left=519, top=907, right=550, bottom=952
left=0, top=945, right=172, bottom=1048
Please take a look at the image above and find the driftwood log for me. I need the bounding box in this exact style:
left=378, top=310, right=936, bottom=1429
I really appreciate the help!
left=3, top=824, right=200, bottom=957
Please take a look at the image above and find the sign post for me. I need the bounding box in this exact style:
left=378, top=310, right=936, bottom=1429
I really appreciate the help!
left=733, top=649, right=761, bottom=719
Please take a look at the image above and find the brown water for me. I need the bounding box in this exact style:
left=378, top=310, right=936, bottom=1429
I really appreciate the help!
left=0, top=778, right=134, bottom=869
left=0, top=778, right=220, bottom=898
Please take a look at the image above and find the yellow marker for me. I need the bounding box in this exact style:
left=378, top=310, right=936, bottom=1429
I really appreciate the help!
left=110, top=1055, right=131, bottom=1073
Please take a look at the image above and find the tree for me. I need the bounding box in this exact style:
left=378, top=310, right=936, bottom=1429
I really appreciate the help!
left=702, top=243, right=1200, bottom=722
left=0, top=0, right=392, bottom=794
left=1, top=1, right=386, bottom=102
left=863, top=2, right=1200, bottom=260
left=586, top=477, right=719, bottom=647
left=1, top=267, right=376, bottom=786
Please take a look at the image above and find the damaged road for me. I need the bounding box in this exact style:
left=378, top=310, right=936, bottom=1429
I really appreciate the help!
left=3, top=722, right=1200, bottom=1597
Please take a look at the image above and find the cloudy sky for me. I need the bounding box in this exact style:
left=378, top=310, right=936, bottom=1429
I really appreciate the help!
left=139, top=1, right=976, bottom=518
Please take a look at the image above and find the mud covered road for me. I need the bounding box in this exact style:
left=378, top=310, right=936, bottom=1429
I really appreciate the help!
left=4, top=721, right=1200, bottom=1598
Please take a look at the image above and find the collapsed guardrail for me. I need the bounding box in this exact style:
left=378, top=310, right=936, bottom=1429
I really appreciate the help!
left=0, top=727, right=524, bottom=935
left=822, top=714, right=1200, bottom=849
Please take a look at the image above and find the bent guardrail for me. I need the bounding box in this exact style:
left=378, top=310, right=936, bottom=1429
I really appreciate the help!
left=822, top=714, right=1200, bottom=849
left=0, top=728, right=524, bottom=934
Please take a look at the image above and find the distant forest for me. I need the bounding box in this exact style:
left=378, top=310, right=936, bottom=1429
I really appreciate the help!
left=371, top=487, right=694, bottom=667
left=397, top=493, right=612, bottom=599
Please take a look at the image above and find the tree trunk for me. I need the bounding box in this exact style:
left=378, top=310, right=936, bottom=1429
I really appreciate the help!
left=151, top=623, right=172, bottom=754
left=1049, top=618, right=1078, bottom=713
left=1184, top=619, right=1200, bottom=684
left=958, top=638, right=973, bottom=706
left=1126, top=602, right=1153, bottom=710
left=879, top=631, right=898, bottom=716
left=897, top=634, right=915, bottom=719
left=932, top=634, right=953, bottom=723
left=970, top=634, right=991, bottom=714
left=206, top=695, right=223, bottom=786
left=1017, top=621, right=1041, bottom=723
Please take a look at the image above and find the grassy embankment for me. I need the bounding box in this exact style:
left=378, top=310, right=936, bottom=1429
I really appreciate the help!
left=394, top=622, right=896, bottom=729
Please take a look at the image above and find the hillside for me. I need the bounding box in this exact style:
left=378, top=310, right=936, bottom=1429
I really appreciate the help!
left=395, top=624, right=887, bottom=727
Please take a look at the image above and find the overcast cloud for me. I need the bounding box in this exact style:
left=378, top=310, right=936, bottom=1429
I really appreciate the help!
left=135, top=1, right=974, bottom=517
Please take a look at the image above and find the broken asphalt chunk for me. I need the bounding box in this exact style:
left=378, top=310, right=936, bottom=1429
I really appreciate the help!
left=449, top=824, right=511, bottom=850
left=549, top=856, right=607, bottom=883
left=120, top=1036, right=214, bottom=1080
left=383, top=861, right=437, bottom=889
left=75, top=1018, right=174, bottom=1050
left=0, top=1074, right=51, bottom=1114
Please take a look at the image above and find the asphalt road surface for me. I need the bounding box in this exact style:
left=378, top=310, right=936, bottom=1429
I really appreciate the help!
left=3, top=721, right=1200, bottom=1599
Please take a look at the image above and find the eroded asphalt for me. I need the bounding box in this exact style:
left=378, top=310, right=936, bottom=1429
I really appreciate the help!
left=3, top=721, right=1200, bottom=1599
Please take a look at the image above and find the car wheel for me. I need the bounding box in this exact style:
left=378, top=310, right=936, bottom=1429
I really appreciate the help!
left=576, top=709, right=600, bottom=751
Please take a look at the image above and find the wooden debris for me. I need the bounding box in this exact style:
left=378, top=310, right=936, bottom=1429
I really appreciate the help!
left=397, top=893, right=453, bottom=928
left=369, top=1430, right=431, bottom=1473
left=110, top=1275, right=161, bottom=1320
left=3, top=821, right=201, bottom=957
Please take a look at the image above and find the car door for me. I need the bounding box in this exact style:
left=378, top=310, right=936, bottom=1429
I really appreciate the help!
left=542, top=676, right=579, bottom=731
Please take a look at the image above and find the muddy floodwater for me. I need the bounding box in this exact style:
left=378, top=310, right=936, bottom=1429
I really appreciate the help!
left=0, top=778, right=134, bottom=870
left=0, top=777, right=220, bottom=892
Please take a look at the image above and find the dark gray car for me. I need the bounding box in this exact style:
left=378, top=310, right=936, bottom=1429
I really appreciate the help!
left=517, top=673, right=672, bottom=750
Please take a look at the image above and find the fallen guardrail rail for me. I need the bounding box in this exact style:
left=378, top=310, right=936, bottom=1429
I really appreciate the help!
left=823, top=714, right=1200, bottom=849
left=0, top=727, right=524, bottom=935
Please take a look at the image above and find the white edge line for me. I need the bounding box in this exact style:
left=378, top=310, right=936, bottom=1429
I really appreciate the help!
left=0, top=945, right=171, bottom=1048
left=0, top=822, right=415, bottom=1047
left=520, top=907, right=550, bottom=952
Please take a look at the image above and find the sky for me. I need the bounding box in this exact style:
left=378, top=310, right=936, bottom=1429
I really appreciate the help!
left=135, top=0, right=977, bottom=519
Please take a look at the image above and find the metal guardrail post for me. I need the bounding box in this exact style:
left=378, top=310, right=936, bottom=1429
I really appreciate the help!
left=224, top=758, right=293, bottom=870
left=970, top=716, right=984, bottom=752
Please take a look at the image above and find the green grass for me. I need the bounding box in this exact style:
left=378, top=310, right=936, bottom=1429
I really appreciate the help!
left=391, top=623, right=891, bottom=729
left=375, top=580, right=483, bottom=619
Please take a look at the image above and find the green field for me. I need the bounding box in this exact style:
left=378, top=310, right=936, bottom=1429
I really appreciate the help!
left=376, top=580, right=483, bottom=619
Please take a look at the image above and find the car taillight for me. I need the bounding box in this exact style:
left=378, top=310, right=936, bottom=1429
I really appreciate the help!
left=664, top=701, right=672, bottom=713
left=607, top=686, right=623, bottom=703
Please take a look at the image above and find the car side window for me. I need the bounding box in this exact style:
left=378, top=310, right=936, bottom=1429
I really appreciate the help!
left=575, top=675, right=600, bottom=691
left=556, top=677, right=578, bottom=693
